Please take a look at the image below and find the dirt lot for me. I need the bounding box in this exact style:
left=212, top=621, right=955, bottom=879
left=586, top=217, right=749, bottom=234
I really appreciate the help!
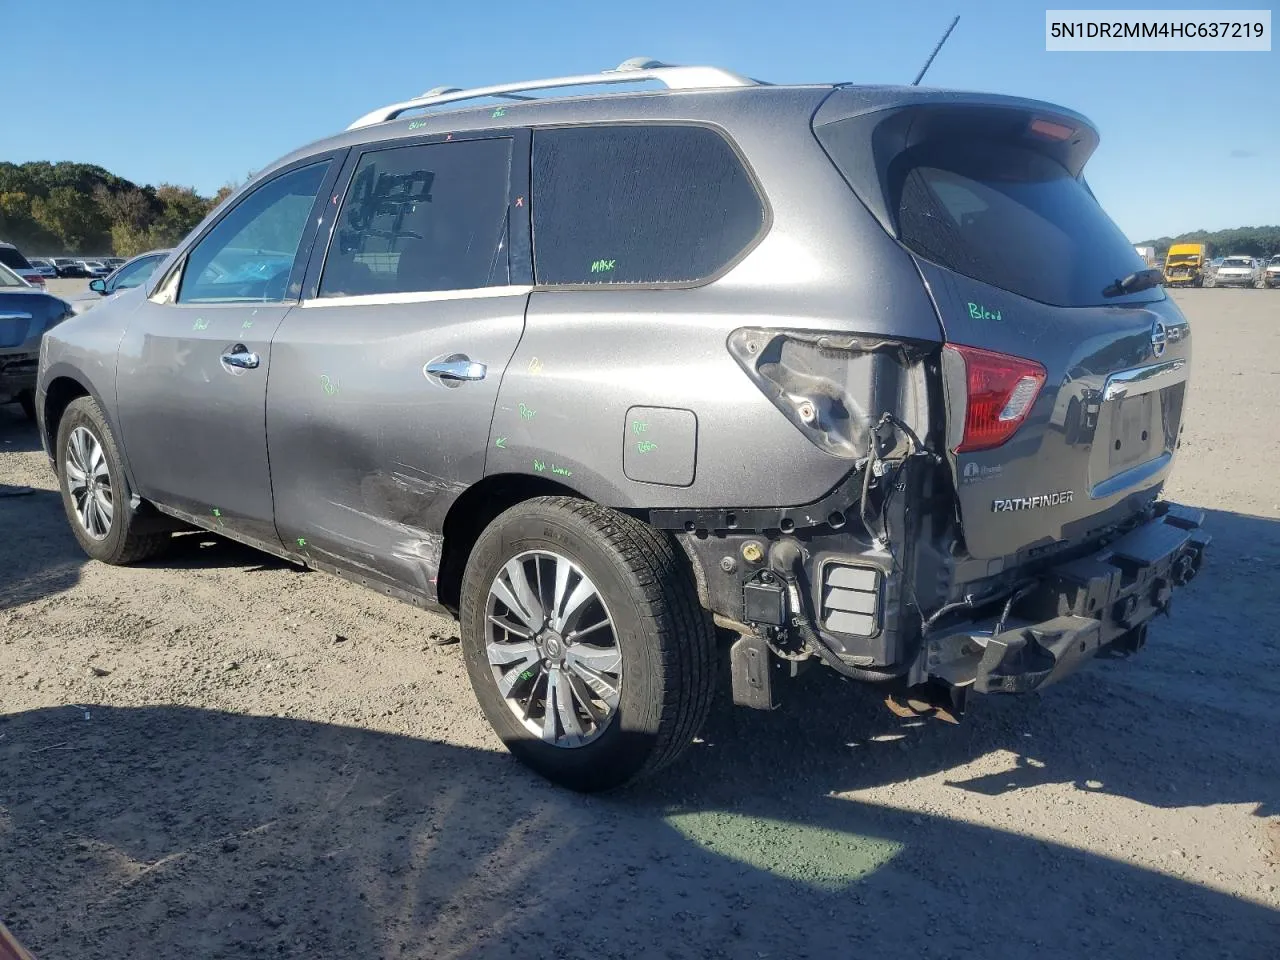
left=2, top=289, right=1278, bottom=959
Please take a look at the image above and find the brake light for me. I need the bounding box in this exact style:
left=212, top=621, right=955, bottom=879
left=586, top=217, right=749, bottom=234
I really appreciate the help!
left=28, top=274, right=45, bottom=285
left=944, top=344, right=1046, bottom=452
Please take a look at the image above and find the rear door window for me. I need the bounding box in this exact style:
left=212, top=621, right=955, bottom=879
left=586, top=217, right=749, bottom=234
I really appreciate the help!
left=531, top=124, right=765, bottom=286
left=319, top=138, right=512, bottom=297
left=889, top=142, right=1150, bottom=307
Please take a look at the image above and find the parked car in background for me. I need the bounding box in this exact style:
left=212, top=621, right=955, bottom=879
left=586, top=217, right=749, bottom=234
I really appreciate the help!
left=34, top=60, right=1208, bottom=791
left=76, top=260, right=111, bottom=278
left=28, top=257, right=59, bottom=279
left=0, top=261, right=72, bottom=420
left=51, top=258, right=85, bottom=278
left=1261, top=256, right=1280, bottom=289
left=69, top=249, right=171, bottom=314
left=0, top=242, right=47, bottom=287
left=1205, top=255, right=1260, bottom=288
left=103, top=257, right=126, bottom=269
left=1164, top=243, right=1209, bottom=287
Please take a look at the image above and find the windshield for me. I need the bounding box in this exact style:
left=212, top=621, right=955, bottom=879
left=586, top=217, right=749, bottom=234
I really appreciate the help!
left=1221, top=258, right=1253, bottom=268
left=1167, top=255, right=1200, bottom=263
left=0, top=262, right=26, bottom=287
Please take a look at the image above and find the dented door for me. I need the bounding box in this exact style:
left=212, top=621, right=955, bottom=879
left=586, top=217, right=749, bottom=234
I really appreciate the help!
left=265, top=132, right=530, bottom=601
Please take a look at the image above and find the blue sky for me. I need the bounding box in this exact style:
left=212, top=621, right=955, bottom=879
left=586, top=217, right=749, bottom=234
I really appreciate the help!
left=6, top=0, right=1276, bottom=240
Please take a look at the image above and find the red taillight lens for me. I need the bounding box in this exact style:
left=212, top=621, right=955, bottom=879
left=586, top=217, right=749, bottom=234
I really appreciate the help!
left=28, top=274, right=45, bottom=285
left=944, top=344, right=1046, bottom=453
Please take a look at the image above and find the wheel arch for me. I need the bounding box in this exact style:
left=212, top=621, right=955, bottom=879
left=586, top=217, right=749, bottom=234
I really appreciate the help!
left=437, top=472, right=589, bottom=613
left=41, top=375, right=94, bottom=456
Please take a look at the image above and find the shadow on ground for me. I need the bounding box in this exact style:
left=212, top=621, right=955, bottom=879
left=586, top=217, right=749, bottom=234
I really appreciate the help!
left=1, top=704, right=1275, bottom=960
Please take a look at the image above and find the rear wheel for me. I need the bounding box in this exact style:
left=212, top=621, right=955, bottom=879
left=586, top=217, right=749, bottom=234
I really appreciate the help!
left=55, top=396, right=169, bottom=564
left=459, top=496, right=716, bottom=792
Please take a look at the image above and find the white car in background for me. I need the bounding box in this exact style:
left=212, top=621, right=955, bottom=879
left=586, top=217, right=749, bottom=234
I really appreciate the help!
left=1261, top=256, right=1280, bottom=289
left=1205, top=255, right=1261, bottom=288
left=0, top=242, right=48, bottom=287
left=67, top=249, right=171, bottom=314
left=76, top=260, right=112, bottom=278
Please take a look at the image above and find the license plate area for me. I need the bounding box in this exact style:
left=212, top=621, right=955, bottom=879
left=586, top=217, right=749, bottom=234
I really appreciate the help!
left=1107, top=392, right=1158, bottom=473
left=1088, top=391, right=1164, bottom=491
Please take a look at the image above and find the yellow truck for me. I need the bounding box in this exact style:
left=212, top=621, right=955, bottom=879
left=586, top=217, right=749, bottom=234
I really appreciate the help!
left=1163, top=243, right=1208, bottom=287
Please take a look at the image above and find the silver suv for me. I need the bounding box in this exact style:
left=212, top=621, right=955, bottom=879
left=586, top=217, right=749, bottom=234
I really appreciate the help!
left=35, top=60, right=1208, bottom=790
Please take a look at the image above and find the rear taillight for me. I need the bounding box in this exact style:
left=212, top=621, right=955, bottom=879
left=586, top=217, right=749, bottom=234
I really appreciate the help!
left=943, top=344, right=1046, bottom=453
left=28, top=274, right=45, bottom=285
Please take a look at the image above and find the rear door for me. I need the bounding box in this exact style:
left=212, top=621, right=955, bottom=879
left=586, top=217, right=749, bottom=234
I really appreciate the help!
left=116, top=156, right=340, bottom=545
left=267, top=131, right=530, bottom=599
left=817, top=101, right=1191, bottom=560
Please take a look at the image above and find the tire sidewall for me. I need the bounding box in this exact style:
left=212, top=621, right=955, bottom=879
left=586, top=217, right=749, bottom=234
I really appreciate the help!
left=56, top=399, right=131, bottom=561
left=460, top=505, right=667, bottom=790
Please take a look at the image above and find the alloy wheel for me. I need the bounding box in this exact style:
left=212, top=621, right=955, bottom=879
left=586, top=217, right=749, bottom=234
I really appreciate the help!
left=65, top=426, right=113, bottom=540
left=484, top=550, right=623, bottom=748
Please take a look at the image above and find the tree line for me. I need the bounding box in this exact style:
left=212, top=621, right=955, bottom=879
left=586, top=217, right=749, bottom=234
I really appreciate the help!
left=1136, top=226, right=1280, bottom=260
left=3, top=158, right=1278, bottom=264
left=0, top=161, right=236, bottom=259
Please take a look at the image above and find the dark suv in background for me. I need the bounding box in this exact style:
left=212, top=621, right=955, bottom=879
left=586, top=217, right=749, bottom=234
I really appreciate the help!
left=35, top=60, right=1206, bottom=790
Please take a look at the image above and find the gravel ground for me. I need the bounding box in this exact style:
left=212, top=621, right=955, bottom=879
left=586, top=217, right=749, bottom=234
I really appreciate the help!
left=2, top=289, right=1278, bottom=959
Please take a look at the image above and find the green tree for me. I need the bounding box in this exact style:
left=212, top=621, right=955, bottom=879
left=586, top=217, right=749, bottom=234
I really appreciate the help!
left=148, top=184, right=213, bottom=247
left=30, top=186, right=110, bottom=252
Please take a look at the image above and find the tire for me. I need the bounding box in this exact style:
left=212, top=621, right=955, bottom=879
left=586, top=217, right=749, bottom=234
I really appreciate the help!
left=55, top=396, right=169, bottom=564
left=16, top=390, right=36, bottom=423
left=459, top=496, right=716, bottom=792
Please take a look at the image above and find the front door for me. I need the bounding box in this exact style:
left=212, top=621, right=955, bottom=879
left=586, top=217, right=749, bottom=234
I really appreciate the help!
left=267, top=133, right=529, bottom=599
left=115, top=158, right=339, bottom=545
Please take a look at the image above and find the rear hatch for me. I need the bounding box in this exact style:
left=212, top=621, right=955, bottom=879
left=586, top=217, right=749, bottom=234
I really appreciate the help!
left=815, top=92, right=1191, bottom=560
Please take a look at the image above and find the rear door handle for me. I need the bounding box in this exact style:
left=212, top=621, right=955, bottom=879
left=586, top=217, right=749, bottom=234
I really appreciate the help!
left=221, top=344, right=260, bottom=369
left=424, top=356, right=487, bottom=382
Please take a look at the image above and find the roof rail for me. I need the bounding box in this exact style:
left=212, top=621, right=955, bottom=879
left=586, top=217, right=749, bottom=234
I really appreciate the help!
left=347, top=58, right=760, bottom=130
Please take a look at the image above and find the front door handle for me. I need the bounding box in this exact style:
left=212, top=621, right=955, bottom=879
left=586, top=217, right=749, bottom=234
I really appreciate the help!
left=221, top=344, right=260, bottom=369
left=424, top=356, right=487, bottom=382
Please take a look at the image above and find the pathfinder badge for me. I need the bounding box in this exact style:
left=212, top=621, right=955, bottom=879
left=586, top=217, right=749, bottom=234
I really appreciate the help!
left=992, top=491, right=1074, bottom=513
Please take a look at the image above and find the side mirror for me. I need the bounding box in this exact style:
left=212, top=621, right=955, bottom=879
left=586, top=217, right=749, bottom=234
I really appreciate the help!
left=89, top=278, right=107, bottom=294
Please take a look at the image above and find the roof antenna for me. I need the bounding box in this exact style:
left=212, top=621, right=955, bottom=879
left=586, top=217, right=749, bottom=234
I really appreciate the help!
left=911, top=15, right=960, bottom=86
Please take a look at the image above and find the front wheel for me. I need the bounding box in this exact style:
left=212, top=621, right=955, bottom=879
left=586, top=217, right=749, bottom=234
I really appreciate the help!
left=459, top=497, right=716, bottom=792
left=55, top=396, right=170, bottom=564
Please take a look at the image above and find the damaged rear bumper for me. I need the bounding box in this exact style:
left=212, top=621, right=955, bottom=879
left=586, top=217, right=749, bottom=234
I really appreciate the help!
left=927, top=503, right=1209, bottom=695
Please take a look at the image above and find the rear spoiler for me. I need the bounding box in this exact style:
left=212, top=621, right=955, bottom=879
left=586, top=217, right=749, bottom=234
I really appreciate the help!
left=812, top=88, right=1100, bottom=239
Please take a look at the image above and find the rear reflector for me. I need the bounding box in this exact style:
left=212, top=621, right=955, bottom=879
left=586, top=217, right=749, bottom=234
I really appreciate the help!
left=944, top=344, right=1046, bottom=452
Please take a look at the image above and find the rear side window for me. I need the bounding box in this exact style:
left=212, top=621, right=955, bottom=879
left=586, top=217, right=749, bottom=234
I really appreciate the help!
left=531, top=125, right=764, bottom=285
left=0, top=247, right=32, bottom=270
left=889, top=142, right=1150, bottom=307
left=320, top=138, right=512, bottom=298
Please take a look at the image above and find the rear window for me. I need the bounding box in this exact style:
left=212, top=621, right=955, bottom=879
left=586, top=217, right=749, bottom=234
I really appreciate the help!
left=531, top=124, right=765, bottom=285
left=888, top=142, right=1151, bottom=307
left=0, top=247, right=32, bottom=270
